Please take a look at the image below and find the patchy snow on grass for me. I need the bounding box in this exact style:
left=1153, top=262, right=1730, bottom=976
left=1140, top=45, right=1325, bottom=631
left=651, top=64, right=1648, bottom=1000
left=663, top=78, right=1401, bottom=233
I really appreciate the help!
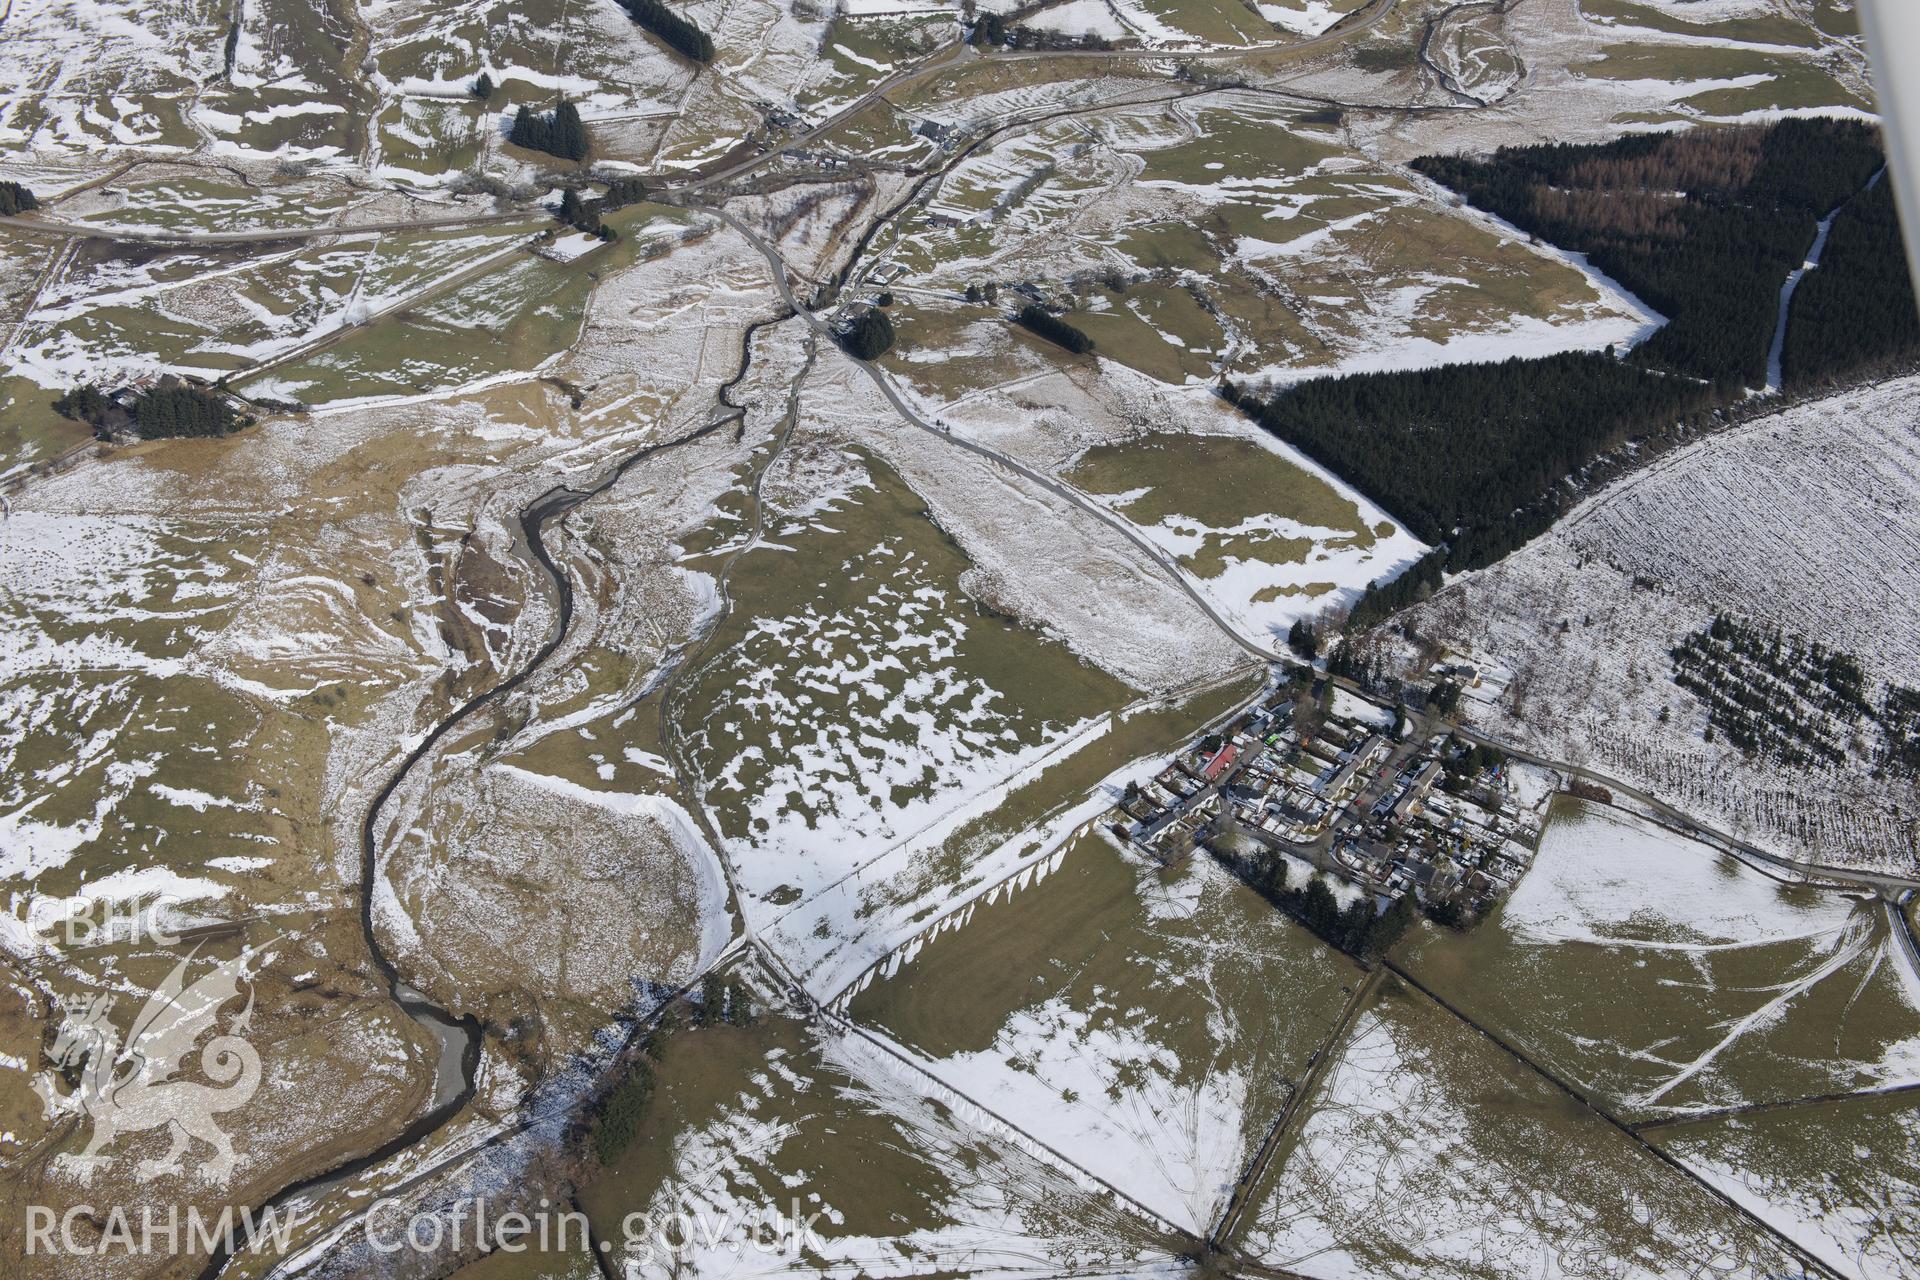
left=1244, top=982, right=1806, bottom=1278
left=1504, top=801, right=1853, bottom=949
left=1257, top=1, right=1345, bottom=37
left=1022, top=0, right=1128, bottom=41
left=490, top=763, right=733, bottom=967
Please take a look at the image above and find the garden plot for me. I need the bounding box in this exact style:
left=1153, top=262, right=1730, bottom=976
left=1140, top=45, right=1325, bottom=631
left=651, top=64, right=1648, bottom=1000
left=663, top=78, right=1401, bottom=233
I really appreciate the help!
left=868, top=93, right=1656, bottom=392
left=577, top=1003, right=1186, bottom=1278
left=1651, top=1092, right=1920, bottom=1280
left=1371, top=377, right=1920, bottom=873
left=673, top=444, right=1135, bottom=919
left=1239, top=975, right=1809, bottom=1277
left=1066, top=430, right=1425, bottom=643
left=1401, top=799, right=1920, bottom=1120
left=849, top=835, right=1359, bottom=1236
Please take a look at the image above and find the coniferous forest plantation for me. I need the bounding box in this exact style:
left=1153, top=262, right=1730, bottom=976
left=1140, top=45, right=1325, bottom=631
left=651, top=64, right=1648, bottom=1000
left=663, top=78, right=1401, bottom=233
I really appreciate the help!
left=1234, top=117, right=1919, bottom=626
left=1782, top=176, right=1920, bottom=388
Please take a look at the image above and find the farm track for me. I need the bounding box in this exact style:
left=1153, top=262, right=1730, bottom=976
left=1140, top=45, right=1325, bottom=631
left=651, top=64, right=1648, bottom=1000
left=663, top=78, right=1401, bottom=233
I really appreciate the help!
left=1210, top=964, right=1385, bottom=1253
left=1631, top=1078, right=1920, bottom=1138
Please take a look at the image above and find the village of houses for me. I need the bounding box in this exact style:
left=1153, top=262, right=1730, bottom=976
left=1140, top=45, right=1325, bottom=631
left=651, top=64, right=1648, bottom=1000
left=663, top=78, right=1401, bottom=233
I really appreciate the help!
left=1118, top=669, right=1551, bottom=928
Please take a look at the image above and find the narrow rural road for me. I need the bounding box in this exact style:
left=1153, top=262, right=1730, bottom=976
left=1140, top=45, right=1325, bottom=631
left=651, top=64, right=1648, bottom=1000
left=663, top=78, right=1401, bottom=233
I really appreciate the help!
left=1449, top=721, right=1920, bottom=894
left=670, top=0, right=1398, bottom=194
left=713, top=209, right=1292, bottom=669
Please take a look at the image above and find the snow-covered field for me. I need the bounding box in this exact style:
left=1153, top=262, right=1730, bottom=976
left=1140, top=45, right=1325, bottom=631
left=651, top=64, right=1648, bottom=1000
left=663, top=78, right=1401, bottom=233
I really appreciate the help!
left=1240, top=975, right=1811, bottom=1278
left=581, top=1005, right=1185, bottom=1279
left=1374, top=379, right=1920, bottom=873
left=852, top=838, right=1358, bottom=1235
left=1403, top=799, right=1920, bottom=1118
left=1658, top=1091, right=1920, bottom=1280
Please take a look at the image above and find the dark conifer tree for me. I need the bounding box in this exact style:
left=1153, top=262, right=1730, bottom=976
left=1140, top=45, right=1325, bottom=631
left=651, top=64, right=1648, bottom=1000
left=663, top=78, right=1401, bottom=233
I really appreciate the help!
left=0, top=180, right=38, bottom=216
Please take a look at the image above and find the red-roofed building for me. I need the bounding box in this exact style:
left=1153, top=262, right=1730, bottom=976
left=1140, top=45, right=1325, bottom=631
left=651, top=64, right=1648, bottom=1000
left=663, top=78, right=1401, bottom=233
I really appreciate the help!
left=1201, top=743, right=1239, bottom=782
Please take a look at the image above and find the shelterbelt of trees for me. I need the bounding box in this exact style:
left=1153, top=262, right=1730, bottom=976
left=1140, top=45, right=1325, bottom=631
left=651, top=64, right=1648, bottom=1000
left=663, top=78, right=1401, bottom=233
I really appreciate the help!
left=1014, top=304, right=1095, bottom=354
left=55, top=381, right=247, bottom=439
left=618, top=0, right=713, bottom=63
left=1230, top=119, right=1915, bottom=633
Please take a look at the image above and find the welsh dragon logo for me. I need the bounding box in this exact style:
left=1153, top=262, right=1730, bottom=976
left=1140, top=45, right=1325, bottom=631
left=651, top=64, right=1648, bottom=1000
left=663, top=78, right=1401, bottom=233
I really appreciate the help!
left=33, top=947, right=262, bottom=1184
